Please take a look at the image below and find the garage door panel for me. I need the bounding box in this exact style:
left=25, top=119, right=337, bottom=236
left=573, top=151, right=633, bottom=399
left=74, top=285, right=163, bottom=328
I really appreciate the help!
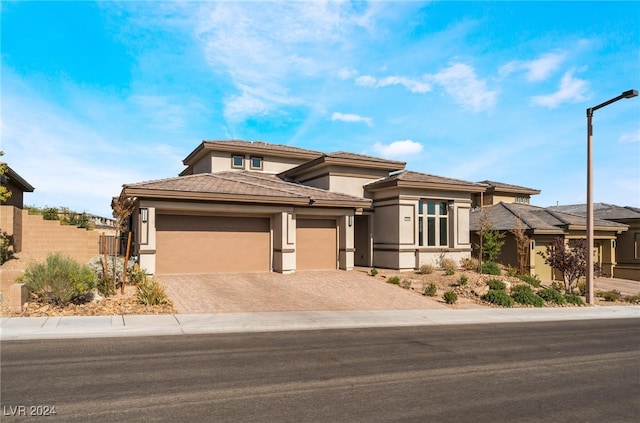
left=296, top=218, right=337, bottom=270
left=156, top=215, right=270, bottom=274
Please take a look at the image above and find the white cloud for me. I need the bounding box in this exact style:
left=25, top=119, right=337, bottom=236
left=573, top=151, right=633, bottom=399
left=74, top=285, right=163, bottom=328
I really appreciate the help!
left=619, top=129, right=640, bottom=144
left=331, top=112, right=373, bottom=127
left=355, top=75, right=431, bottom=94
left=372, top=140, right=423, bottom=159
left=500, top=52, right=566, bottom=82
left=430, top=63, right=498, bottom=112
left=193, top=2, right=375, bottom=122
left=531, top=70, right=588, bottom=108
left=337, top=67, right=358, bottom=80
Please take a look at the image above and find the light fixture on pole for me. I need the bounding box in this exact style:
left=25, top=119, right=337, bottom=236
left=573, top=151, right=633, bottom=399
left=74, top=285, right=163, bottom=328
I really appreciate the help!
left=585, top=89, right=638, bottom=305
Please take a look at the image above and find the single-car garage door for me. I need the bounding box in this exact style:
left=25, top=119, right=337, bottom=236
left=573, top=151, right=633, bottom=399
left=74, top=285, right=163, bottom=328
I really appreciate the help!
left=296, top=218, right=337, bottom=270
left=156, top=215, right=270, bottom=274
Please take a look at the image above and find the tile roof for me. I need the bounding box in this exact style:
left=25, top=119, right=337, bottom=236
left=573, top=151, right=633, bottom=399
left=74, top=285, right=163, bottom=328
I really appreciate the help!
left=469, top=202, right=628, bottom=232
left=548, top=203, right=640, bottom=220
left=366, top=170, right=486, bottom=192
left=477, top=180, right=540, bottom=194
left=202, top=140, right=324, bottom=156
left=327, top=151, right=406, bottom=167
left=124, top=171, right=371, bottom=207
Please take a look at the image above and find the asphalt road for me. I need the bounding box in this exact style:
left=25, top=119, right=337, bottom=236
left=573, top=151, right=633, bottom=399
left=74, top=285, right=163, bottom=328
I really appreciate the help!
left=1, top=319, right=639, bottom=422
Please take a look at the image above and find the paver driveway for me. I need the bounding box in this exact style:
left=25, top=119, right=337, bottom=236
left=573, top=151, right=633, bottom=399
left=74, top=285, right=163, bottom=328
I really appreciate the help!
left=158, top=270, right=451, bottom=314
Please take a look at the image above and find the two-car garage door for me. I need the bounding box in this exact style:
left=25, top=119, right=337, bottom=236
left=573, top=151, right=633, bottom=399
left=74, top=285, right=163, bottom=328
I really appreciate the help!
left=156, top=215, right=270, bottom=274
left=155, top=215, right=337, bottom=274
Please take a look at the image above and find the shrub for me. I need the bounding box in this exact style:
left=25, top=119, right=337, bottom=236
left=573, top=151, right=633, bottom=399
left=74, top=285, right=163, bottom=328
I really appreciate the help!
left=400, top=279, right=412, bottom=290
left=129, top=265, right=147, bottom=286
left=422, top=283, right=437, bottom=297
left=418, top=263, right=435, bottom=274
left=87, top=255, right=135, bottom=287
left=506, top=265, right=517, bottom=277
left=564, top=294, right=584, bottom=306
left=388, top=276, right=401, bottom=285
left=623, top=294, right=640, bottom=304
left=550, top=281, right=564, bottom=292
left=96, top=276, right=115, bottom=297
left=370, top=268, right=378, bottom=277
left=22, top=253, right=96, bottom=305
left=42, top=207, right=59, bottom=220
left=440, top=258, right=457, bottom=275
left=577, top=280, right=587, bottom=296
left=483, top=289, right=514, bottom=307
left=460, top=257, right=479, bottom=271
left=136, top=278, right=170, bottom=306
left=458, top=275, right=468, bottom=286
left=443, top=290, right=457, bottom=304
left=481, top=261, right=501, bottom=275
left=517, top=274, right=541, bottom=288
left=598, top=290, right=621, bottom=302
left=511, top=284, right=544, bottom=307
left=537, top=288, right=567, bottom=305
left=487, top=279, right=506, bottom=291
left=0, top=231, right=12, bottom=264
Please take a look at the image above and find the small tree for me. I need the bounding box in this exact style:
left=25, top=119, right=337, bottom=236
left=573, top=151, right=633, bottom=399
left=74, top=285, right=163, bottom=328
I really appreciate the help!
left=111, top=191, right=136, bottom=292
left=511, top=218, right=531, bottom=275
left=539, top=237, right=601, bottom=294
left=0, top=151, right=12, bottom=203
left=476, top=210, right=505, bottom=263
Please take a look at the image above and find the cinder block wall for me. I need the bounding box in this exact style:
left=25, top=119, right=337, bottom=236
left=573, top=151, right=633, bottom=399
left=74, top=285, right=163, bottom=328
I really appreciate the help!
left=20, top=209, right=102, bottom=264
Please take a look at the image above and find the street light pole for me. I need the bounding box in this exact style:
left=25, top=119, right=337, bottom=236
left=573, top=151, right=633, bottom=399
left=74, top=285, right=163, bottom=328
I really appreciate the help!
left=585, top=89, right=638, bottom=305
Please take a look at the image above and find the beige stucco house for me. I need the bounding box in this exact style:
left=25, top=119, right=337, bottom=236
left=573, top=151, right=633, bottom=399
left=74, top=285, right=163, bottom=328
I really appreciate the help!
left=121, top=140, right=486, bottom=275
left=548, top=203, right=640, bottom=281
left=470, top=202, right=628, bottom=281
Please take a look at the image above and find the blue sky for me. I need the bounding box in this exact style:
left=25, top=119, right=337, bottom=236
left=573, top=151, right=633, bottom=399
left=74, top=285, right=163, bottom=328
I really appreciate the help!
left=2, top=1, right=639, bottom=218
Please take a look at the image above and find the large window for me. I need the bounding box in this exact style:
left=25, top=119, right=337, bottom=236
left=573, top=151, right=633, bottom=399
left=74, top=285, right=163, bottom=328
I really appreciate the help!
left=418, top=200, right=449, bottom=247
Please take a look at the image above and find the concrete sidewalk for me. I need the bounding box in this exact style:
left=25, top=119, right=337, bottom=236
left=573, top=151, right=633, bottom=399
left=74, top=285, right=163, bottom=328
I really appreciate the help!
left=2, top=306, right=638, bottom=341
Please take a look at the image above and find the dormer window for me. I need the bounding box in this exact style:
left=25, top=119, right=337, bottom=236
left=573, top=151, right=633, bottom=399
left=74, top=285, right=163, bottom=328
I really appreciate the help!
left=231, top=154, right=245, bottom=169
left=250, top=156, right=263, bottom=170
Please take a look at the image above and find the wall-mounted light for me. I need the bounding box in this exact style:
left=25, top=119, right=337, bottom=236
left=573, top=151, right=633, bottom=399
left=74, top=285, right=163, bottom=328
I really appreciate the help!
left=140, top=208, right=148, bottom=223
left=348, top=215, right=353, bottom=227
left=612, top=240, right=617, bottom=249
left=530, top=240, right=536, bottom=250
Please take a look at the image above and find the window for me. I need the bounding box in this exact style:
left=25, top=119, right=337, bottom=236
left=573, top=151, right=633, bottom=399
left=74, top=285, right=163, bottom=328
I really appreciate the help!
left=250, top=156, right=263, bottom=170
left=418, top=200, right=449, bottom=247
left=515, top=196, right=529, bottom=204
left=231, top=155, right=244, bottom=169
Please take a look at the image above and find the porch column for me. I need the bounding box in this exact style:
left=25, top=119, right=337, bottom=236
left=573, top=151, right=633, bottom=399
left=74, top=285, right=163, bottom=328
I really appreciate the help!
left=138, top=206, right=156, bottom=275
left=338, top=215, right=355, bottom=270
left=272, top=211, right=296, bottom=274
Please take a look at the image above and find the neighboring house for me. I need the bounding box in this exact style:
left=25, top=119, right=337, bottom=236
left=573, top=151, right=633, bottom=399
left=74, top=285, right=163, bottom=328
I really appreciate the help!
left=120, top=140, right=486, bottom=275
left=548, top=203, right=640, bottom=281
left=472, top=180, right=541, bottom=208
left=470, top=202, right=628, bottom=281
left=0, top=165, right=35, bottom=254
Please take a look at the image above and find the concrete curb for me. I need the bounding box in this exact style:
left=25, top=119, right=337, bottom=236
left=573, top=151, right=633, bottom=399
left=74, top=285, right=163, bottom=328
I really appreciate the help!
left=1, top=306, right=639, bottom=341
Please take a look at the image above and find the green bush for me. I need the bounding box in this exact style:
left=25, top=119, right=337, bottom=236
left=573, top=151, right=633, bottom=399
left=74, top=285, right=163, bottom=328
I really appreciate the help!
left=623, top=294, right=640, bottom=304
left=370, top=268, right=378, bottom=276
left=458, top=275, right=468, bottom=286
left=96, top=276, right=115, bottom=297
left=422, top=283, right=437, bottom=297
left=0, top=231, right=12, bottom=265
left=42, top=207, right=59, bottom=220
left=487, top=279, right=506, bottom=291
left=443, top=290, right=457, bottom=304
left=598, top=290, right=621, bottom=302
left=388, top=276, right=401, bottom=285
left=440, top=258, right=457, bottom=275
left=136, top=278, right=170, bottom=306
left=564, top=294, right=584, bottom=306
left=506, top=265, right=517, bottom=277
left=129, top=266, right=147, bottom=286
left=517, top=274, right=541, bottom=288
left=460, top=257, right=479, bottom=271
left=87, top=255, right=135, bottom=288
left=483, top=289, right=514, bottom=307
left=537, top=288, right=567, bottom=305
left=400, top=279, right=412, bottom=290
left=418, top=264, right=435, bottom=274
left=22, top=253, right=96, bottom=305
left=481, top=261, right=501, bottom=275
left=511, top=284, right=544, bottom=307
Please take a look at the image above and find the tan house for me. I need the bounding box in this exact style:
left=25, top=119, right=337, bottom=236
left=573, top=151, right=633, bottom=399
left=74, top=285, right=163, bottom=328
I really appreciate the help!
left=549, top=203, right=640, bottom=281
left=472, top=180, right=541, bottom=208
left=121, top=140, right=486, bottom=275
left=0, top=165, right=35, bottom=254
left=470, top=202, right=628, bottom=281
